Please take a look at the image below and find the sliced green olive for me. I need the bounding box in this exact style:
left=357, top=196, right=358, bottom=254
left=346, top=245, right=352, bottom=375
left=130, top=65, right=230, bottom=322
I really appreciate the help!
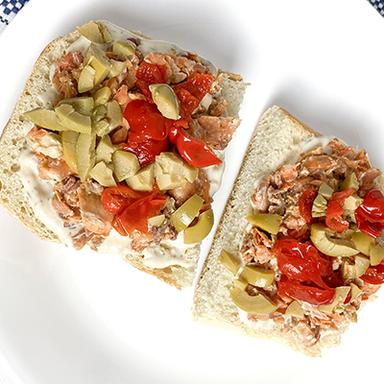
left=218, top=249, right=241, bottom=274
left=370, top=243, right=384, bottom=266
left=184, top=209, right=214, bottom=244
left=246, top=213, right=282, bottom=235
left=126, top=164, right=154, bottom=191
left=61, top=131, right=79, bottom=172
left=55, top=104, right=92, bottom=134
left=170, top=194, right=204, bottom=232
left=351, top=231, right=374, bottom=256
left=78, top=65, right=96, bottom=93
left=318, top=182, right=334, bottom=199
left=112, top=150, right=140, bottom=181
left=89, top=161, right=116, bottom=187
left=96, top=135, right=115, bottom=163
left=76, top=132, right=96, bottom=181
left=310, top=224, right=359, bottom=257
left=350, top=283, right=362, bottom=301
left=23, top=108, right=66, bottom=131
left=148, top=214, right=165, bottom=227
left=312, top=194, right=328, bottom=218
left=106, top=100, right=123, bottom=130
left=77, top=21, right=111, bottom=44
left=318, top=286, right=350, bottom=314
left=233, top=278, right=248, bottom=291
left=285, top=301, right=305, bottom=319
left=109, top=60, right=126, bottom=78
left=341, top=172, right=359, bottom=191
left=239, top=265, right=275, bottom=288
left=57, top=97, right=94, bottom=116
left=230, top=287, right=277, bottom=314
left=113, top=40, right=136, bottom=58
left=149, top=84, right=180, bottom=120
left=93, top=86, right=112, bottom=106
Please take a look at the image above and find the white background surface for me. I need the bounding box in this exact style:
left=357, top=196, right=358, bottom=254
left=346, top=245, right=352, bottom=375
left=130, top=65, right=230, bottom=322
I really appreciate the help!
left=0, top=0, right=384, bottom=383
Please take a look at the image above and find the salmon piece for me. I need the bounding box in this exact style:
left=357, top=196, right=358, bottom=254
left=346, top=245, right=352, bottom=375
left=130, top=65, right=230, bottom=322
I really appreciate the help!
left=52, top=51, right=83, bottom=98
left=251, top=177, right=271, bottom=212
left=78, top=182, right=113, bottom=236
left=195, top=116, right=239, bottom=150
left=28, top=127, right=63, bottom=159
left=168, top=170, right=211, bottom=207
left=37, top=155, right=71, bottom=181
left=359, top=168, right=381, bottom=196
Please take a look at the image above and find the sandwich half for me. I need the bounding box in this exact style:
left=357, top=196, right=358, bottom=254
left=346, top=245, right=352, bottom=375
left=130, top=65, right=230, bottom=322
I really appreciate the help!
left=193, top=106, right=384, bottom=354
left=0, top=20, right=246, bottom=288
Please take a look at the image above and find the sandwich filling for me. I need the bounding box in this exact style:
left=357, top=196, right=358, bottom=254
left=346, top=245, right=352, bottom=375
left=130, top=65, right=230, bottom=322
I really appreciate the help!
left=220, top=138, right=384, bottom=347
left=20, top=21, right=243, bottom=268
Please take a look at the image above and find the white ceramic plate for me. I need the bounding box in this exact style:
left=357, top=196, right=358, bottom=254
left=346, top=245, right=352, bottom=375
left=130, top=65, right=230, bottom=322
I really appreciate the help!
left=0, top=0, right=383, bottom=383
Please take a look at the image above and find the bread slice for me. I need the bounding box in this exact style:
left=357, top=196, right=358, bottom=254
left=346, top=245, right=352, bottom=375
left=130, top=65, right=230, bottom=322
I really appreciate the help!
left=0, top=21, right=246, bottom=289
left=193, top=106, right=376, bottom=355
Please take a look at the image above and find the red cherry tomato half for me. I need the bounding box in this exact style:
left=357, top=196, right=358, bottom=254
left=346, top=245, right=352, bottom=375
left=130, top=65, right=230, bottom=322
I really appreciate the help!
left=360, top=262, right=384, bottom=285
left=273, top=239, right=332, bottom=289
left=356, top=189, right=384, bottom=238
left=278, top=279, right=335, bottom=305
left=325, top=188, right=354, bottom=233
left=299, top=188, right=318, bottom=225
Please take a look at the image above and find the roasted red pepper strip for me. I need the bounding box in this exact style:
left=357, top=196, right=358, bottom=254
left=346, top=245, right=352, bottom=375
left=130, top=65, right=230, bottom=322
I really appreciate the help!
left=356, top=189, right=384, bottom=238
left=325, top=188, right=355, bottom=233
left=278, top=279, right=335, bottom=305
left=169, top=126, right=222, bottom=168
left=299, top=188, right=318, bottom=225
left=273, top=239, right=332, bottom=289
left=360, top=262, right=384, bottom=285
left=135, top=61, right=167, bottom=101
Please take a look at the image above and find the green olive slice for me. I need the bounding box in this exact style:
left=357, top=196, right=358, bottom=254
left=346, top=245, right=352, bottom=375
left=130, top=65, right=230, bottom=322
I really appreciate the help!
left=230, top=287, right=277, bottom=314
left=246, top=213, right=282, bottom=235
left=170, top=194, right=204, bottom=232
left=183, top=209, right=214, bottom=244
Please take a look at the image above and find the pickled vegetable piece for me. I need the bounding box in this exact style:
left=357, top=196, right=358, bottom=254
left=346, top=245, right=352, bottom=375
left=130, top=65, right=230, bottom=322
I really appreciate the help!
left=55, top=104, right=92, bottom=134
left=285, top=301, right=304, bottom=318
left=341, top=172, right=359, bottom=191
left=350, top=283, right=362, bottom=301
left=106, top=100, right=123, bottom=130
left=89, top=161, right=116, bottom=187
left=77, top=21, right=111, bottom=44
left=239, top=265, right=275, bottom=288
left=184, top=209, right=214, bottom=244
left=23, top=108, right=65, bottom=131
left=310, top=224, right=359, bottom=257
left=61, top=131, right=79, bottom=172
left=76, top=132, right=96, bottom=181
left=318, top=286, right=351, bottom=314
left=230, top=287, right=277, bottom=314
left=126, top=164, right=154, bottom=191
left=93, top=86, right=112, bottom=105
left=351, top=231, right=374, bottom=256
left=78, top=65, right=96, bottom=93
left=149, top=84, right=180, bottom=120
left=218, top=249, right=241, bottom=274
left=84, top=45, right=111, bottom=86
left=342, top=255, right=370, bottom=279
left=94, top=119, right=110, bottom=137
left=112, top=150, right=140, bottom=181
left=113, top=40, right=136, bottom=58
left=246, top=213, right=282, bottom=235
left=148, top=214, right=165, bottom=227
left=96, top=135, right=115, bottom=163
left=58, top=97, right=94, bottom=116
left=170, top=194, right=204, bottom=232
left=109, top=60, right=126, bottom=78
left=312, top=194, right=328, bottom=218
left=370, top=243, right=384, bottom=266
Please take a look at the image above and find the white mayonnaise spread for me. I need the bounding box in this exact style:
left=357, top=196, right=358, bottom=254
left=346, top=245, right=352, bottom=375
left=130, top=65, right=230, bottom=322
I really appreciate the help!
left=19, top=150, right=73, bottom=245
left=204, top=150, right=225, bottom=196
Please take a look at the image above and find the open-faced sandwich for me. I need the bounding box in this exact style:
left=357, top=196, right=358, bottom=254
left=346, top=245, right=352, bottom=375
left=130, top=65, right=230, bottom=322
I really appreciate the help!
left=193, top=106, right=384, bottom=354
left=0, top=20, right=246, bottom=288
